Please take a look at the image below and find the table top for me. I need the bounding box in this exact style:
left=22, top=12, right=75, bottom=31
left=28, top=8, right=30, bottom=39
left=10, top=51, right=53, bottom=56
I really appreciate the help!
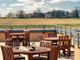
left=10, top=33, right=24, bottom=36
left=44, top=37, right=59, bottom=41
left=13, top=46, right=50, bottom=54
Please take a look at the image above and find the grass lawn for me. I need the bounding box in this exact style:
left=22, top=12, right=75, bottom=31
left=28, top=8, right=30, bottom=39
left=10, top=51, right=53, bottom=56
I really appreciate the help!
left=0, top=18, right=80, bottom=25
left=0, top=18, right=80, bottom=29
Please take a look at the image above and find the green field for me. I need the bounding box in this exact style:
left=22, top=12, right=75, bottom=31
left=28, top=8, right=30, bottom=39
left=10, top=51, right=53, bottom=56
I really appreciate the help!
left=0, top=18, right=80, bottom=25
left=0, top=18, right=80, bottom=29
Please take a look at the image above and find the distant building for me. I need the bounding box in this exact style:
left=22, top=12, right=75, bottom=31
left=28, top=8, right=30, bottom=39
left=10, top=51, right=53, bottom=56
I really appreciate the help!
left=45, top=12, right=52, bottom=18
left=32, top=12, right=45, bottom=18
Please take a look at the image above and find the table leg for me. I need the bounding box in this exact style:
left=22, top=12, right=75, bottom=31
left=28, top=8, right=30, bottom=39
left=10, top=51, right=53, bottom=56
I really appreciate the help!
left=48, top=52, right=50, bottom=60
left=28, top=54, right=33, bottom=60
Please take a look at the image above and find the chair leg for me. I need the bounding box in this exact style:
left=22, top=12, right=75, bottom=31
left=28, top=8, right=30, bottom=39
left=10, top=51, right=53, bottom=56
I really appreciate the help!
left=58, top=50, right=60, bottom=58
left=63, top=49, right=65, bottom=56
left=68, top=49, right=70, bottom=57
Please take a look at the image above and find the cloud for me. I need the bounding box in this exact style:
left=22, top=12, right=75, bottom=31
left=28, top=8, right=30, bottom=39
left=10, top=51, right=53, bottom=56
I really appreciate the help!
left=0, top=8, right=16, bottom=17
left=50, top=0, right=62, bottom=3
left=22, top=2, right=48, bottom=13
left=54, top=7, right=62, bottom=10
left=7, top=7, right=13, bottom=10
left=16, top=0, right=54, bottom=13
left=0, top=0, right=80, bottom=17
left=17, top=0, right=42, bottom=3
left=16, top=0, right=80, bottom=12
left=48, top=0, right=80, bottom=3
left=0, top=9, right=2, bottom=12
left=10, top=3, right=25, bottom=7
left=2, top=3, right=6, bottom=6
left=17, top=0, right=80, bottom=3
left=17, top=0, right=36, bottom=4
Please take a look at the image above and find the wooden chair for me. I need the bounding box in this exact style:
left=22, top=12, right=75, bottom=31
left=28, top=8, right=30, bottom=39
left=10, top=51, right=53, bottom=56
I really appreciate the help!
left=1, top=46, right=25, bottom=60
left=33, top=41, right=52, bottom=60
left=4, top=30, right=13, bottom=46
left=49, top=46, right=58, bottom=60
left=39, top=32, right=57, bottom=41
left=33, top=41, right=58, bottom=60
left=40, top=41, right=58, bottom=60
left=4, top=30, right=20, bottom=47
left=58, top=36, right=71, bottom=57
left=23, top=30, right=30, bottom=46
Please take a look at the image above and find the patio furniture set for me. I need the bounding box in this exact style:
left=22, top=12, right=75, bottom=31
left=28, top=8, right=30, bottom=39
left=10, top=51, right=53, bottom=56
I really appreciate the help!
left=0, top=30, right=71, bottom=60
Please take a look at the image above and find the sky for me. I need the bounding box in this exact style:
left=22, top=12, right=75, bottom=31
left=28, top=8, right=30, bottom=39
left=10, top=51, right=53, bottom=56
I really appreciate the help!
left=0, top=0, right=80, bottom=17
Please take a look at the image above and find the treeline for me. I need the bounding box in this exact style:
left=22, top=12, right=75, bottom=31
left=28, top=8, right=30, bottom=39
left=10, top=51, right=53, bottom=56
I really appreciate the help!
left=0, top=8, right=79, bottom=18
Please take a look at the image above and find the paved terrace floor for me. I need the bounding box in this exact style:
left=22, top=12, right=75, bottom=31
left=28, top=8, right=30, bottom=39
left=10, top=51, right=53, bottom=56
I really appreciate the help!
left=0, top=42, right=74, bottom=60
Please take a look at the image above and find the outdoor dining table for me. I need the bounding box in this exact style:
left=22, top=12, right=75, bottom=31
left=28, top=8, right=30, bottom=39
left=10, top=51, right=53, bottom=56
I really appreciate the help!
left=13, top=46, right=51, bottom=60
left=44, top=37, right=59, bottom=45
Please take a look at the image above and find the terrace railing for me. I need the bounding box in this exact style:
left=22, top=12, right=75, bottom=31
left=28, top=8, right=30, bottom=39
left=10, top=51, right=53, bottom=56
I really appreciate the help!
left=0, top=24, right=80, bottom=48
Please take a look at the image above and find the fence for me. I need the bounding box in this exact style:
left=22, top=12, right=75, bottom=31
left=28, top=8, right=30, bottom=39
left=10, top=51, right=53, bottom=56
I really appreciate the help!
left=0, top=25, right=80, bottom=48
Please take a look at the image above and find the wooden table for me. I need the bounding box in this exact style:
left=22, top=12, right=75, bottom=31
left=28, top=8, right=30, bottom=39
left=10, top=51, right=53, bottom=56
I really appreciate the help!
left=13, top=46, right=51, bottom=60
left=44, top=37, right=59, bottom=45
left=10, top=33, right=24, bottom=37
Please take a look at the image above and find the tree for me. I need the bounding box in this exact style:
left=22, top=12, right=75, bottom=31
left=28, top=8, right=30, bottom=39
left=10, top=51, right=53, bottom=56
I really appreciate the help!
left=32, top=9, right=45, bottom=18
left=0, top=14, right=1, bottom=18
left=71, top=8, right=79, bottom=18
left=16, top=10, right=26, bottom=18
left=32, top=12, right=45, bottom=18
left=27, top=13, right=33, bottom=18
left=75, top=8, right=79, bottom=18
left=6, top=12, right=16, bottom=18
left=65, top=11, right=71, bottom=18
left=51, top=10, right=65, bottom=18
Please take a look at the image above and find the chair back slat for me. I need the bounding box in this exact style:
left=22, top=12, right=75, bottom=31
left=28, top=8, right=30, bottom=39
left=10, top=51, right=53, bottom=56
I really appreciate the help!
left=40, top=41, right=52, bottom=48
left=59, top=36, right=70, bottom=47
